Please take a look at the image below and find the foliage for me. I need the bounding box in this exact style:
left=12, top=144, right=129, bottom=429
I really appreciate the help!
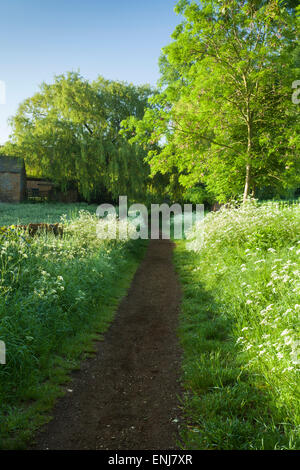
left=175, top=201, right=300, bottom=449
left=187, top=198, right=300, bottom=251
left=0, top=204, right=147, bottom=448
left=126, top=0, right=300, bottom=203
left=3, top=73, right=153, bottom=201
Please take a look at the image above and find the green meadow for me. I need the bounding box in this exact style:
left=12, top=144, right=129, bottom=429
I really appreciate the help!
left=0, top=204, right=147, bottom=449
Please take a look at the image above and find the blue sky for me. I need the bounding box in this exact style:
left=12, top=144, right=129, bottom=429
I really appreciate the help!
left=0, top=0, right=180, bottom=144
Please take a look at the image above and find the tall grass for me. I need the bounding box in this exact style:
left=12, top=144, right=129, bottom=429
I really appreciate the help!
left=175, top=201, right=300, bottom=450
left=0, top=206, right=147, bottom=449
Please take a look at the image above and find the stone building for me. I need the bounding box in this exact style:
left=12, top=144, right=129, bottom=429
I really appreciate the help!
left=0, top=156, right=26, bottom=203
left=27, top=178, right=78, bottom=202
left=26, top=177, right=54, bottom=198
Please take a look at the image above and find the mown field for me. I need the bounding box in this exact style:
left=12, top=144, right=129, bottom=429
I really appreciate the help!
left=0, top=203, right=147, bottom=449
left=175, top=201, right=300, bottom=450
left=0, top=202, right=98, bottom=226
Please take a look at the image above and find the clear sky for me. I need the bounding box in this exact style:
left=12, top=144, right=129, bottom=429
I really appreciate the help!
left=0, top=0, right=180, bottom=144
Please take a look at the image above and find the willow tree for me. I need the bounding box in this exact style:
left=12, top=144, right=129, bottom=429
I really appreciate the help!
left=5, top=72, right=153, bottom=201
left=126, top=0, right=299, bottom=202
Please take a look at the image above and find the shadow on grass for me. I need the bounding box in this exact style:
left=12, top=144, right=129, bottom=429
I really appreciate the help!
left=174, top=244, right=291, bottom=450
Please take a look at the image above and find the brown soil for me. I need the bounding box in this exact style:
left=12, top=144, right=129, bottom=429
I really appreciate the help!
left=32, top=239, right=183, bottom=450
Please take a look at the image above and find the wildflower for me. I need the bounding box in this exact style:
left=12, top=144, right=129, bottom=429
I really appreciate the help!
left=281, top=329, right=290, bottom=337
left=282, top=367, right=294, bottom=373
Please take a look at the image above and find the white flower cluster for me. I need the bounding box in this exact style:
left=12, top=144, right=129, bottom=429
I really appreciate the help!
left=186, top=200, right=300, bottom=253
left=33, top=270, right=65, bottom=301
left=237, top=246, right=300, bottom=372
left=185, top=201, right=300, bottom=409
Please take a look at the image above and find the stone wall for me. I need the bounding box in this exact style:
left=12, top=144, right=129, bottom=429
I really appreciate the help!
left=0, top=156, right=26, bottom=203
left=26, top=179, right=54, bottom=192
left=0, top=172, right=24, bottom=203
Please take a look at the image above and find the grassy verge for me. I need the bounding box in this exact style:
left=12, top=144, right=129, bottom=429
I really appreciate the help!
left=174, top=201, right=300, bottom=450
left=0, top=207, right=147, bottom=449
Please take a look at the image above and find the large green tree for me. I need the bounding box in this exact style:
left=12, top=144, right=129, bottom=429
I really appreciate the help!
left=126, top=0, right=299, bottom=202
left=4, top=72, right=153, bottom=201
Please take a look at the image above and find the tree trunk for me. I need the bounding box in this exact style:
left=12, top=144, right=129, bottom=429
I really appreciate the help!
left=243, top=163, right=251, bottom=203
left=243, top=116, right=252, bottom=203
left=242, top=74, right=253, bottom=204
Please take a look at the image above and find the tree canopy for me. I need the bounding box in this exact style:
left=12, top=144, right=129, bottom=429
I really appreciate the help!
left=3, top=73, right=153, bottom=201
left=125, top=0, right=300, bottom=203
left=2, top=1, right=299, bottom=205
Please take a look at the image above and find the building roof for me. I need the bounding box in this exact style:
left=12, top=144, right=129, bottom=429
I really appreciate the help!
left=27, top=177, right=54, bottom=183
left=0, top=156, right=25, bottom=173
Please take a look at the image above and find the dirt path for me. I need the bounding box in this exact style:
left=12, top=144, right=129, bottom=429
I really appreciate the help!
left=33, top=239, right=182, bottom=450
